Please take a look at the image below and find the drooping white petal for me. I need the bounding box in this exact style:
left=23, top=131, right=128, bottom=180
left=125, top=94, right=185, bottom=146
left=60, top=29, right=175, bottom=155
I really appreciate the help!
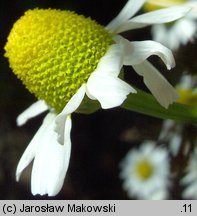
left=61, top=84, right=86, bottom=115
left=120, top=37, right=175, bottom=69
left=106, top=0, right=145, bottom=32
left=115, top=6, right=190, bottom=33
left=55, top=84, right=86, bottom=145
left=86, top=72, right=136, bottom=109
left=85, top=40, right=136, bottom=108
left=16, top=113, right=55, bottom=182
left=17, top=100, right=49, bottom=126
left=93, top=43, right=124, bottom=77
left=133, top=61, right=178, bottom=108
left=31, top=114, right=72, bottom=196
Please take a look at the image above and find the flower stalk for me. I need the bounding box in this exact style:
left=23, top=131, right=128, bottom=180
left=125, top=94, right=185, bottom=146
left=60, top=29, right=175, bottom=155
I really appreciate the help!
left=122, top=88, right=197, bottom=123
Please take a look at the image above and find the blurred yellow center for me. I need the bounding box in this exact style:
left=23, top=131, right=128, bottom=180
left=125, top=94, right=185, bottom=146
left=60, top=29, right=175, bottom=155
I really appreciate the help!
left=177, top=88, right=197, bottom=106
left=135, top=160, right=154, bottom=180
left=144, top=0, right=186, bottom=11
left=4, top=9, right=113, bottom=112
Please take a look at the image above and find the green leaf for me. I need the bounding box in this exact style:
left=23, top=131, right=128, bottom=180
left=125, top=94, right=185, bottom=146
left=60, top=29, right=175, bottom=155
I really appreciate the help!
left=122, top=88, right=197, bottom=123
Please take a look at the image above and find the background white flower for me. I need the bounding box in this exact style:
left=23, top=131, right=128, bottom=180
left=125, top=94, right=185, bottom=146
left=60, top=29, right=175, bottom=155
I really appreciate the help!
left=120, top=141, right=171, bottom=200
left=159, top=119, right=184, bottom=157
left=181, top=146, right=197, bottom=199
left=158, top=74, right=197, bottom=157
left=144, top=0, right=197, bottom=49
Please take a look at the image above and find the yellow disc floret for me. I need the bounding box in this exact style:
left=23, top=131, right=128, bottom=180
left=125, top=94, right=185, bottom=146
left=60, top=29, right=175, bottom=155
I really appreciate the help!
left=177, top=88, right=197, bottom=106
left=144, top=0, right=186, bottom=11
left=135, top=160, right=154, bottom=180
left=4, top=9, right=113, bottom=112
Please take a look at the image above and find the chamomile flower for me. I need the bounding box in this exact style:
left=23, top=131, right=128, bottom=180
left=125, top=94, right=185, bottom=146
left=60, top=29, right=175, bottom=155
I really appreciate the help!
left=144, top=0, right=197, bottom=50
left=181, top=146, right=197, bottom=199
left=4, top=0, right=187, bottom=196
left=120, top=141, right=170, bottom=200
left=176, top=74, right=197, bottom=106
left=159, top=74, right=197, bottom=157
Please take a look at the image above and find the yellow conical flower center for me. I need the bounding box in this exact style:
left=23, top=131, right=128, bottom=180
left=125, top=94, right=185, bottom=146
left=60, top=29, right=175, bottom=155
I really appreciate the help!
left=144, top=0, right=187, bottom=11
left=177, top=88, right=197, bottom=106
left=4, top=9, right=113, bottom=112
left=135, top=160, right=154, bottom=180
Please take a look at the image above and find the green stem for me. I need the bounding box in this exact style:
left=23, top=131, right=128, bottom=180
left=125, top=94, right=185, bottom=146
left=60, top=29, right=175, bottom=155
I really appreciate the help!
left=122, top=89, right=197, bottom=123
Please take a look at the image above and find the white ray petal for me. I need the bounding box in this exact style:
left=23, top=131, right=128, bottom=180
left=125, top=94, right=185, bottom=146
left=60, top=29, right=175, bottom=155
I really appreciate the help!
left=31, top=114, right=72, bottom=196
left=55, top=84, right=85, bottom=145
left=115, top=6, right=190, bottom=33
left=94, top=43, right=124, bottom=77
left=152, top=24, right=181, bottom=50
left=106, top=0, right=145, bottom=32
left=16, top=113, right=55, bottom=182
left=17, top=100, right=49, bottom=126
left=133, top=61, right=178, bottom=108
left=150, top=189, right=169, bottom=200
left=143, top=0, right=182, bottom=8
left=185, top=2, right=197, bottom=18
left=182, top=184, right=197, bottom=199
left=86, top=72, right=136, bottom=109
left=169, top=134, right=182, bottom=156
left=61, top=84, right=86, bottom=115
left=120, top=37, right=175, bottom=69
left=173, top=18, right=197, bottom=45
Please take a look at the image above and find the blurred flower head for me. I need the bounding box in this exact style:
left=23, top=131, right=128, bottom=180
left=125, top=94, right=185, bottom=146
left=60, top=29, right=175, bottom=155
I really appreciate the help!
left=120, top=141, right=171, bottom=200
left=159, top=74, right=197, bottom=158
left=176, top=74, right=197, bottom=106
left=182, top=146, right=197, bottom=199
left=4, top=0, right=188, bottom=196
left=144, top=0, right=197, bottom=50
